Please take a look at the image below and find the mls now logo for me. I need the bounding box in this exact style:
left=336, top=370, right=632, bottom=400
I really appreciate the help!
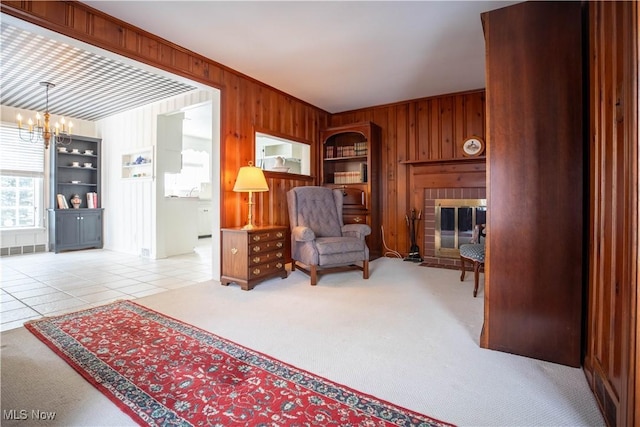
left=3, top=410, right=28, bottom=420
left=3, top=409, right=56, bottom=420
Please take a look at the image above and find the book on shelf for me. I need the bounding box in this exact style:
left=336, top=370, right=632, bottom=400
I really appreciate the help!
left=355, top=141, right=368, bottom=156
left=325, top=146, right=334, bottom=159
left=333, top=170, right=366, bottom=184
left=360, top=162, right=368, bottom=182
left=57, top=194, right=69, bottom=209
left=86, top=192, right=98, bottom=208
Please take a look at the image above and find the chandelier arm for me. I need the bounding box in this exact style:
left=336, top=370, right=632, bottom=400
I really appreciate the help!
left=14, top=81, right=73, bottom=149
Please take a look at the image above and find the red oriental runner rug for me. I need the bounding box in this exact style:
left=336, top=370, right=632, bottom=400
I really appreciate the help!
left=25, top=300, right=454, bottom=427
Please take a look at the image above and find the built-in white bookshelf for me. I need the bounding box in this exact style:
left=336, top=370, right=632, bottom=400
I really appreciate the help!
left=122, top=147, right=153, bottom=179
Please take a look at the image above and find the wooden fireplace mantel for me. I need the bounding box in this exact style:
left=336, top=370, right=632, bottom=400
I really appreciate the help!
left=401, top=156, right=486, bottom=166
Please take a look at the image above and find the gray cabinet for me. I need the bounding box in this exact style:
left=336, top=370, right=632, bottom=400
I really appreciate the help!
left=49, top=209, right=103, bottom=253
left=48, top=136, right=103, bottom=253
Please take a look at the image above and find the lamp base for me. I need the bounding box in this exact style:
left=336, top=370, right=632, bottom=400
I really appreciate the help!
left=241, top=223, right=256, bottom=230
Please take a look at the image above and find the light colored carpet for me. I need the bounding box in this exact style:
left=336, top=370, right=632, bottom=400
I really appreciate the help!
left=1, top=257, right=604, bottom=426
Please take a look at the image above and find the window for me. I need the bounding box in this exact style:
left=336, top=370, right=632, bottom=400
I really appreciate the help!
left=255, top=132, right=311, bottom=175
left=0, top=125, right=45, bottom=229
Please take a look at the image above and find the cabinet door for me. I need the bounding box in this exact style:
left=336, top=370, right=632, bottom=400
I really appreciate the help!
left=157, top=113, right=184, bottom=173
left=80, top=211, right=102, bottom=247
left=222, top=231, right=248, bottom=279
left=56, top=212, right=81, bottom=248
left=198, top=206, right=212, bottom=236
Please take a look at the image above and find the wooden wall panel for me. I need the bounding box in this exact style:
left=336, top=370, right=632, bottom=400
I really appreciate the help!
left=330, top=90, right=486, bottom=257
left=584, top=2, right=638, bottom=426
left=482, top=1, right=584, bottom=367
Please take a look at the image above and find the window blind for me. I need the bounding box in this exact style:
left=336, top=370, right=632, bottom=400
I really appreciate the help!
left=0, top=125, right=45, bottom=176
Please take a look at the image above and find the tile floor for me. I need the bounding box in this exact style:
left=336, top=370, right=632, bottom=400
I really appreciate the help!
left=0, top=239, right=213, bottom=332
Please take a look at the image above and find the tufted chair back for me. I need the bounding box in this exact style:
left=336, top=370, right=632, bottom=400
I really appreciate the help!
left=288, top=186, right=343, bottom=237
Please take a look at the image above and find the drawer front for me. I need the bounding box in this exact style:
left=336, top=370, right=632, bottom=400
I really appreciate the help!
left=343, top=214, right=368, bottom=225
left=341, top=187, right=366, bottom=209
left=249, top=249, right=285, bottom=266
left=250, top=239, right=284, bottom=254
left=249, top=229, right=286, bottom=244
left=249, top=261, right=286, bottom=279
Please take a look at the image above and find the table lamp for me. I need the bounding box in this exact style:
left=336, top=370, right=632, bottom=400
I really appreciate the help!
left=233, top=161, right=269, bottom=229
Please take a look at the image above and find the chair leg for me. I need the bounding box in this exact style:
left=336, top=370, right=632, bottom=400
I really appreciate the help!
left=473, top=261, right=480, bottom=297
left=460, top=256, right=467, bottom=281
left=363, top=260, right=369, bottom=279
left=310, top=265, right=317, bottom=286
left=291, top=261, right=296, bottom=272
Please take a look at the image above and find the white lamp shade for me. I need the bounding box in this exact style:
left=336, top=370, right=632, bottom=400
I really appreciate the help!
left=233, top=164, right=269, bottom=192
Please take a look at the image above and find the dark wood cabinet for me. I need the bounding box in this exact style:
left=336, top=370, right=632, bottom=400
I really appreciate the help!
left=221, top=226, right=288, bottom=290
left=481, top=2, right=584, bottom=367
left=321, top=122, right=381, bottom=257
left=48, top=136, right=103, bottom=253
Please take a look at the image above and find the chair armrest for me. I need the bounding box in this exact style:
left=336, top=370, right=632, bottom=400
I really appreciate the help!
left=291, top=226, right=316, bottom=242
left=342, top=223, right=372, bottom=239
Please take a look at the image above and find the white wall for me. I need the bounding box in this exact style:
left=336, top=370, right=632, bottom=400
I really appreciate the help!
left=97, top=89, right=221, bottom=279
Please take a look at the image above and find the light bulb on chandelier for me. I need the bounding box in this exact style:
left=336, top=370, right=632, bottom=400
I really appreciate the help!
left=16, top=82, right=73, bottom=149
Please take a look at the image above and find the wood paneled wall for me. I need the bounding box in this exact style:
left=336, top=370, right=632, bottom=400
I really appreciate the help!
left=584, top=2, right=638, bottom=426
left=482, top=1, right=584, bottom=367
left=330, top=91, right=486, bottom=257
left=0, top=0, right=329, bottom=242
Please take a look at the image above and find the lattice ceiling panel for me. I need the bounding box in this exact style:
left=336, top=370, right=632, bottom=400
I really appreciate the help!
left=0, top=23, right=197, bottom=122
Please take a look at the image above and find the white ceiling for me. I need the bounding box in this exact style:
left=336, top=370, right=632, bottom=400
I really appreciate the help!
left=81, top=0, right=519, bottom=113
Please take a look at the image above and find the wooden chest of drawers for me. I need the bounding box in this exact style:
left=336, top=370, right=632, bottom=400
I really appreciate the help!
left=221, top=226, right=288, bottom=290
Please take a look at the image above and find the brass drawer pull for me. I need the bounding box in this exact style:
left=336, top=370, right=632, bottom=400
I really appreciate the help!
left=276, top=263, right=283, bottom=269
left=253, top=246, right=261, bottom=253
left=253, top=235, right=261, bottom=242
left=276, top=232, right=283, bottom=238
left=253, top=256, right=261, bottom=263
left=276, top=242, right=283, bottom=248
left=230, top=247, right=238, bottom=255
left=276, top=252, right=283, bottom=258
left=252, top=268, right=261, bottom=275
left=354, top=217, right=363, bottom=223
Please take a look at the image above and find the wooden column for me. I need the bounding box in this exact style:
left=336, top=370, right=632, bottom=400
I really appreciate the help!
left=481, top=2, right=584, bottom=367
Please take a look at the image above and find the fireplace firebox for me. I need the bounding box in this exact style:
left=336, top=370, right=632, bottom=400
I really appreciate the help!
left=421, top=188, right=486, bottom=269
left=435, top=199, right=486, bottom=258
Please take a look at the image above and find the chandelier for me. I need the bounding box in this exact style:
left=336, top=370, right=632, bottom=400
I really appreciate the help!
left=16, top=82, right=73, bottom=149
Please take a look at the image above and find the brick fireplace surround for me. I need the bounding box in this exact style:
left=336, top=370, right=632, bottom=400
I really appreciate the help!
left=421, top=187, right=486, bottom=269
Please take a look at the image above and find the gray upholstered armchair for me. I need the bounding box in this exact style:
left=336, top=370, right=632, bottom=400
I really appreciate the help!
left=286, top=186, right=371, bottom=286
